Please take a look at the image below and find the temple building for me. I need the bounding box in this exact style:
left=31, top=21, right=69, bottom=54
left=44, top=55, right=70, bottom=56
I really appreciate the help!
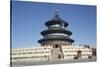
left=11, top=11, right=96, bottom=65
left=38, top=11, right=74, bottom=46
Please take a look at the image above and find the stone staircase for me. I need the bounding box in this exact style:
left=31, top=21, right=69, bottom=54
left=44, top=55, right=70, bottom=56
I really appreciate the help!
left=51, top=47, right=64, bottom=60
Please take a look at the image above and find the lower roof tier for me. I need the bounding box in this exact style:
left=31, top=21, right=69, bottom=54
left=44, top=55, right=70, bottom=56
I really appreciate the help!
left=38, top=36, right=74, bottom=43
left=41, top=29, right=72, bottom=36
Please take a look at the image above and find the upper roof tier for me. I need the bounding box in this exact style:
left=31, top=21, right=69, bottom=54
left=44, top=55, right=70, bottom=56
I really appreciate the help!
left=45, top=11, right=68, bottom=27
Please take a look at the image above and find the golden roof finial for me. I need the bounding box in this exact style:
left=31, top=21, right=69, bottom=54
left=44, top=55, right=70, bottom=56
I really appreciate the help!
left=55, top=9, right=59, bottom=16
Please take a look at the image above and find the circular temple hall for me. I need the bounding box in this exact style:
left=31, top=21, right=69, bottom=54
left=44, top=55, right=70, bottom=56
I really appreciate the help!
left=38, top=11, right=74, bottom=47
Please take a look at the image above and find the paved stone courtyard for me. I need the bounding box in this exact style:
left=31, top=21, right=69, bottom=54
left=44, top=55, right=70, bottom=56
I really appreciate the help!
left=12, top=58, right=96, bottom=67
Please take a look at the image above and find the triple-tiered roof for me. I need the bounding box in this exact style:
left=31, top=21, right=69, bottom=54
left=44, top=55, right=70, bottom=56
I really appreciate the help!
left=38, top=11, right=74, bottom=44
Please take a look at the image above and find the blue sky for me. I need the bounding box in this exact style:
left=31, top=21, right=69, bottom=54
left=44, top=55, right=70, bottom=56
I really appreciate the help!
left=11, top=1, right=96, bottom=48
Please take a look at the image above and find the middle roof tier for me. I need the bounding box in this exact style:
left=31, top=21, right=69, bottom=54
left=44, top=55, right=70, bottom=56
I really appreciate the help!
left=41, top=28, right=72, bottom=36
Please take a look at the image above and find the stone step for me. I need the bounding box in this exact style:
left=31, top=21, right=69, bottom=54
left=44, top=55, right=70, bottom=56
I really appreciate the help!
left=51, top=47, right=64, bottom=60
